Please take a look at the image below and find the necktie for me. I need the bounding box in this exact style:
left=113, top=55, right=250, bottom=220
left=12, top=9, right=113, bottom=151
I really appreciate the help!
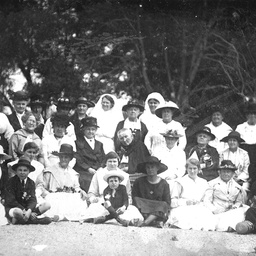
left=21, top=180, right=25, bottom=188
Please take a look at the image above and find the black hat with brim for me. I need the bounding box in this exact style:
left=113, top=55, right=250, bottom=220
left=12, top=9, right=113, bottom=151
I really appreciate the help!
left=137, top=156, right=168, bottom=174
left=75, top=97, right=95, bottom=108
left=122, top=100, right=144, bottom=112
left=220, top=131, right=245, bottom=143
left=218, top=160, right=237, bottom=171
left=12, top=156, right=35, bottom=172
left=52, top=143, right=74, bottom=159
left=80, top=117, right=99, bottom=129
left=195, top=126, right=216, bottom=141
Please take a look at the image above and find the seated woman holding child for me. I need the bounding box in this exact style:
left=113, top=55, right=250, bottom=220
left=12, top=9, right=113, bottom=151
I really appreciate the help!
left=36, top=144, right=87, bottom=221
left=132, top=156, right=171, bottom=228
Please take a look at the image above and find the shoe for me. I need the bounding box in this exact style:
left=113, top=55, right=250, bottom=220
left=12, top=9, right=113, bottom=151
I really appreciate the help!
left=51, top=215, right=59, bottom=222
left=116, top=218, right=130, bottom=227
left=28, top=216, right=52, bottom=225
left=93, top=216, right=106, bottom=224
left=236, top=221, right=255, bottom=234
left=155, top=221, right=164, bottom=229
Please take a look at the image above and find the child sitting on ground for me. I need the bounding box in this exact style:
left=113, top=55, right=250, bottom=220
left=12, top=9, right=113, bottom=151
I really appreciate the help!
left=4, top=156, right=51, bottom=225
left=93, top=170, right=129, bottom=226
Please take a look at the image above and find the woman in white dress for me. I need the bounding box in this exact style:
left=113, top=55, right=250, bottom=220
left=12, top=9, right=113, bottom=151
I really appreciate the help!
left=89, top=94, right=123, bottom=154
left=166, top=158, right=216, bottom=230
left=36, top=144, right=88, bottom=221
left=139, top=92, right=165, bottom=131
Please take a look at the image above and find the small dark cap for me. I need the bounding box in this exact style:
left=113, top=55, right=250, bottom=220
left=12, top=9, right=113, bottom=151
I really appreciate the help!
left=80, top=117, right=99, bottom=129
left=195, top=126, right=215, bottom=141
left=122, top=99, right=144, bottom=112
left=75, top=97, right=95, bottom=108
left=12, top=91, right=29, bottom=101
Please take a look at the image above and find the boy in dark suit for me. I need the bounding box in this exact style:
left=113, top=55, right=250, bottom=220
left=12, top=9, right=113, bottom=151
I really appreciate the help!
left=74, top=117, right=105, bottom=192
left=4, top=156, right=51, bottom=224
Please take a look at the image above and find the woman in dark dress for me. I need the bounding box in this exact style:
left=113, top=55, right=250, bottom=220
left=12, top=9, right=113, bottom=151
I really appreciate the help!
left=132, top=156, right=171, bottom=228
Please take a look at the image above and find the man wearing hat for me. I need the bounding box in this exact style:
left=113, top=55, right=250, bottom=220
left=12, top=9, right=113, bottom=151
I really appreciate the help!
left=236, top=102, right=256, bottom=185
left=144, top=101, right=186, bottom=157
left=8, top=90, right=30, bottom=132
left=114, top=99, right=148, bottom=153
left=205, top=105, right=232, bottom=153
left=42, top=97, right=76, bottom=141
left=70, top=97, right=95, bottom=137
left=186, top=126, right=219, bottom=181
left=4, top=156, right=51, bottom=225
left=74, top=117, right=105, bottom=192
left=220, top=131, right=250, bottom=191
left=204, top=160, right=248, bottom=231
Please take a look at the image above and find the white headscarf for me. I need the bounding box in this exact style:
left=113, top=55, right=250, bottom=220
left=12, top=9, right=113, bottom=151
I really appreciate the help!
left=140, top=92, right=165, bottom=131
left=89, top=94, right=124, bottom=138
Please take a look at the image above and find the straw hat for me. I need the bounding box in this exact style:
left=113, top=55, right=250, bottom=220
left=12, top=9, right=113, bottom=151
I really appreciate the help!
left=155, top=101, right=181, bottom=118
left=103, top=170, right=124, bottom=182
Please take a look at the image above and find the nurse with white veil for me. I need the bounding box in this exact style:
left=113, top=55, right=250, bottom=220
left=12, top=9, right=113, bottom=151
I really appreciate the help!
left=89, top=94, right=124, bottom=154
left=139, top=92, right=165, bottom=131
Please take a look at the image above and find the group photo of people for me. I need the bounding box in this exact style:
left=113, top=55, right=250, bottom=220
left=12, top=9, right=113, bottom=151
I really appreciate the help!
left=0, top=89, right=256, bottom=235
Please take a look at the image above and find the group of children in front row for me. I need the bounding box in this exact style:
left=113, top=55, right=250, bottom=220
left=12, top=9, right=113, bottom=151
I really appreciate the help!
left=0, top=141, right=256, bottom=235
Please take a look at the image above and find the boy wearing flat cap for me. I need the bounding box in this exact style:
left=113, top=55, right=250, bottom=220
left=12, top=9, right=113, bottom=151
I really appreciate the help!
left=4, top=156, right=51, bottom=224
left=8, top=91, right=29, bottom=132
left=74, top=117, right=105, bottom=192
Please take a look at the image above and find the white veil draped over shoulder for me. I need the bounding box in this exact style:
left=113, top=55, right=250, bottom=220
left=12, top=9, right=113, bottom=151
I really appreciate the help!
left=89, top=94, right=124, bottom=153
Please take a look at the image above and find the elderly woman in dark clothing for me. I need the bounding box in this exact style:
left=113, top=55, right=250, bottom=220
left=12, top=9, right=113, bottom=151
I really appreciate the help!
left=132, top=156, right=171, bottom=228
left=185, top=126, right=219, bottom=182
left=69, top=97, right=95, bottom=137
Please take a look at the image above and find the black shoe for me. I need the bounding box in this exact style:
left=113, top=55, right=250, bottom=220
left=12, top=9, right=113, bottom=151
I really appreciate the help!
left=28, top=216, right=52, bottom=225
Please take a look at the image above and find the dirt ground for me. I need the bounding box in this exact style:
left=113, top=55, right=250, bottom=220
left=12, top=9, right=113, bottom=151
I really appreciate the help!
left=0, top=221, right=256, bottom=256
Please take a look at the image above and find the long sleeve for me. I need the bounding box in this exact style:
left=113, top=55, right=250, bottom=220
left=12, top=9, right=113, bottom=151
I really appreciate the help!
left=171, top=181, right=187, bottom=208
left=162, top=180, right=171, bottom=205
left=9, top=133, right=20, bottom=160
left=0, top=113, right=14, bottom=141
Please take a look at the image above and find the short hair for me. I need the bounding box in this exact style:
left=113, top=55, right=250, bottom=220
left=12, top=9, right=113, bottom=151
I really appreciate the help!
left=23, top=142, right=39, bottom=152
left=186, top=158, right=201, bottom=170
left=102, top=95, right=115, bottom=108
left=21, top=112, right=35, bottom=124
left=104, top=151, right=120, bottom=165
left=117, top=128, right=132, bottom=139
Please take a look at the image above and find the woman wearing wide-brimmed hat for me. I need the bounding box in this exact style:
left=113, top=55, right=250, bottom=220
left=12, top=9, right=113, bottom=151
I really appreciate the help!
left=144, top=101, right=186, bottom=157
left=89, top=94, right=124, bottom=154
left=236, top=102, right=256, bottom=185
left=132, top=156, right=171, bottom=227
left=185, top=126, right=219, bottom=182
left=36, top=144, right=88, bottom=221
left=42, top=112, right=76, bottom=168
left=220, top=131, right=250, bottom=191
left=114, top=99, right=147, bottom=153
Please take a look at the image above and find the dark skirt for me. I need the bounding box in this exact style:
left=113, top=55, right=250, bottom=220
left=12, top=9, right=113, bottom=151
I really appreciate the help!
left=134, top=197, right=170, bottom=222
